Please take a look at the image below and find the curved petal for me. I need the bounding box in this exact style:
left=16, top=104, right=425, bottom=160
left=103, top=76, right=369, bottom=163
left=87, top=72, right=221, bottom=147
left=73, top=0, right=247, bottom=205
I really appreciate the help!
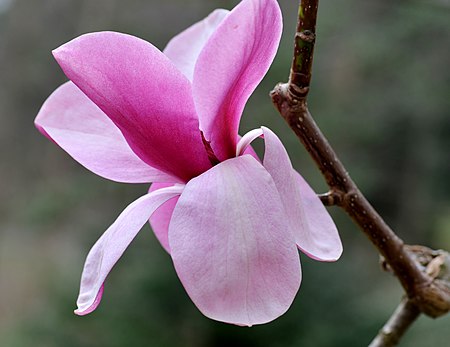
left=53, top=31, right=211, bottom=181
left=236, top=128, right=263, bottom=157
left=148, top=182, right=179, bottom=253
left=164, top=9, right=229, bottom=81
left=261, top=127, right=343, bottom=261
left=35, top=82, right=178, bottom=184
left=169, top=155, right=301, bottom=326
left=236, top=134, right=261, bottom=162
left=75, top=185, right=184, bottom=315
left=193, top=0, right=282, bottom=161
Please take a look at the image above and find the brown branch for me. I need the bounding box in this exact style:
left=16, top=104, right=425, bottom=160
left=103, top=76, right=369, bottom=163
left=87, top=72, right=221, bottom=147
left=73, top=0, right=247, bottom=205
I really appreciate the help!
left=318, top=191, right=342, bottom=206
left=371, top=249, right=450, bottom=346
left=288, top=0, right=319, bottom=99
left=368, top=298, right=420, bottom=347
left=271, top=0, right=450, bottom=344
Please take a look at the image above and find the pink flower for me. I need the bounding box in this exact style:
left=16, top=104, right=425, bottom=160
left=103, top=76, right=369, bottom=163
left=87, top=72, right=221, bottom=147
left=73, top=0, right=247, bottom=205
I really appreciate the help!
left=35, top=0, right=342, bottom=326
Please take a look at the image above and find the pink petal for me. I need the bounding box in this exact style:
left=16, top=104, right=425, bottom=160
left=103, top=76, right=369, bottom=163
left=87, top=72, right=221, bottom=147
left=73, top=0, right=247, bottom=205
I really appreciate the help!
left=293, top=171, right=343, bottom=260
left=193, top=0, right=282, bottom=161
left=35, top=82, right=178, bottom=184
left=164, top=9, right=229, bottom=81
left=236, top=128, right=263, bottom=157
left=237, top=133, right=261, bottom=162
left=242, top=143, right=260, bottom=162
left=148, top=182, right=179, bottom=253
left=75, top=185, right=184, bottom=315
left=53, top=32, right=211, bottom=182
left=169, top=155, right=301, bottom=326
left=261, top=127, right=343, bottom=261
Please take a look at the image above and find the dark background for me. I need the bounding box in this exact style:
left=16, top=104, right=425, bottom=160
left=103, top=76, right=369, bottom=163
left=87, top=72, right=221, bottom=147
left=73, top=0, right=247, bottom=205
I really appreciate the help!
left=1, top=0, right=449, bottom=346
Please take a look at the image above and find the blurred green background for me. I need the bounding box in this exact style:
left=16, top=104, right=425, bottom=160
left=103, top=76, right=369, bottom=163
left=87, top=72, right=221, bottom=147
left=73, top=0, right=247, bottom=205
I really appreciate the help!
left=0, top=0, right=449, bottom=346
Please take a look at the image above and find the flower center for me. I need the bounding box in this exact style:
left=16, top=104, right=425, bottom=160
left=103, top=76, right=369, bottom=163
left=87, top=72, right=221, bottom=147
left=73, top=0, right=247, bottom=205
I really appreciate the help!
left=201, top=131, right=221, bottom=166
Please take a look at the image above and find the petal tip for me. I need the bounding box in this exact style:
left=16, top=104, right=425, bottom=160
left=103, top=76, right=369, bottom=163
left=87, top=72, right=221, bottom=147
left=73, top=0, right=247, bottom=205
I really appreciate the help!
left=74, top=304, right=94, bottom=316
left=74, top=303, right=98, bottom=317
left=75, top=283, right=105, bottom=316
left=52, top=44, right=67, bottom=61
left=74, top=305, right=97, bottom=316
left=73, top=308, right=86, bottom=316
left=34, top=119, right=49, bottom=138
left=331, top=243, right=344, bottom=262
left=299, top=241, right=344, bottom=263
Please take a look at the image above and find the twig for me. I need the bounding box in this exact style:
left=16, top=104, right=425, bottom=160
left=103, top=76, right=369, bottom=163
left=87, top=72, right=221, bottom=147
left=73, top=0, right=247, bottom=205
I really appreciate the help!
left=271, top=0, right=450, bottom=344
left=368, top=298, right=420, bottom=347
left=288, top=0, right=318, bottom=99
left=318, top=191, right=342, bottom=206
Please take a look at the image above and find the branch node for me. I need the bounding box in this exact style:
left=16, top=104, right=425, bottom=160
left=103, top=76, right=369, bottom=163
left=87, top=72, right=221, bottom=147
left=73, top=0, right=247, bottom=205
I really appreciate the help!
left=380, top=246, right=450, bottom=318
left=287, top=80, right=310, bottom=99
left=318, top=191, right=344, bottom=206
left=296, top=30, right=316, bottom=43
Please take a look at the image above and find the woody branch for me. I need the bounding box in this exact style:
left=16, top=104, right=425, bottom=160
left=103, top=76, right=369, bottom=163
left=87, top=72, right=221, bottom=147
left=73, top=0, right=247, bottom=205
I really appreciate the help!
left=270, top=0, right=450, bottom=345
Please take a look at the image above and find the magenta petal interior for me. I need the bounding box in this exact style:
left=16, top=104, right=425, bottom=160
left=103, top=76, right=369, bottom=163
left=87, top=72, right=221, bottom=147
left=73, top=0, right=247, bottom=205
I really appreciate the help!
left=169, top=155, right=301, bottom=326
left=53, top=31, right=211, bottom=181
left=193, top=0, right=283, bottom=161
left=35, top=82, right=177, bottom=184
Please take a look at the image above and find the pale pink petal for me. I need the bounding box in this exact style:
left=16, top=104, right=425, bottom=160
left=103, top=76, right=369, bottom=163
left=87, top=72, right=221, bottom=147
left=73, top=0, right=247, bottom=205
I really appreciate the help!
left=164, top=9, right=229, bottom=81
left=75, top=185, right=184, bottom=315
left=242, top=143, right=260, bottom=162
left=293, top=171, right=343, bottom=260
left=236, top=128, right=263, bottom=156
left=35, top=82, right=178, bottom=184
left=193, top=0, right=282, bottom=161
left=53, top=32, right=211, bottom=181
left=261, top=127, right=343, bottom=261
left=148, top=182, right=179, bottom=253
left=237, top=134, right=261, bottom=162
left=169, top=155, right=301, bottom=326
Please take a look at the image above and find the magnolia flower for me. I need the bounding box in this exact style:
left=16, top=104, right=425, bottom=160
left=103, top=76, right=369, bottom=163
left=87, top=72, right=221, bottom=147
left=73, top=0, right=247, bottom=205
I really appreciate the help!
left=35, top=0, right=342, bottom=326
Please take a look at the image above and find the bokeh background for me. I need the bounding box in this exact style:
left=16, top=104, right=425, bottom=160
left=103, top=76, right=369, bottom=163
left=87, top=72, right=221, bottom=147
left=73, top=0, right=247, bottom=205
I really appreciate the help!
left=1, top=0, right=449, bottom=346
